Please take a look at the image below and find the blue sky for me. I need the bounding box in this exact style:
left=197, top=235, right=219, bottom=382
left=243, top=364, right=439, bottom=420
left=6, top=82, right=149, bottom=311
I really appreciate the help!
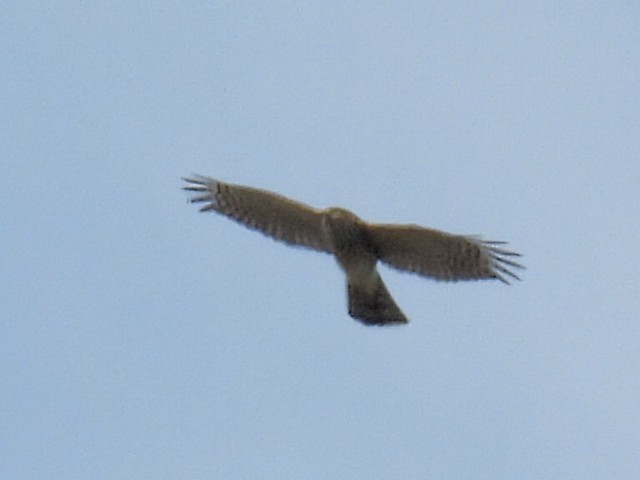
left=3, top=1, right=639, bottom=479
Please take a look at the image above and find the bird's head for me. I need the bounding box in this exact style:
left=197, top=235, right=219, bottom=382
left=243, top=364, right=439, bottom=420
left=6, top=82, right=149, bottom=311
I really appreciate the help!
left=322, top=207, right=361, bottom=227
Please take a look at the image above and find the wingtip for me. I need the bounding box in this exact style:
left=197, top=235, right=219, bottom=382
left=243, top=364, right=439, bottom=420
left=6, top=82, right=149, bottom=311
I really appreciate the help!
left=182, top=174, right=221, bottom=208
left=182, top=173, right=220, bottom=185
left=482, top=238, right=525, bottom=284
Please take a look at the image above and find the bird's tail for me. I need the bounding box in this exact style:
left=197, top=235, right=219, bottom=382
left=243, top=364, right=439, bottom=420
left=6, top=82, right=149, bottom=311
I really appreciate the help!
left=347, top=273, right=408, bottom=326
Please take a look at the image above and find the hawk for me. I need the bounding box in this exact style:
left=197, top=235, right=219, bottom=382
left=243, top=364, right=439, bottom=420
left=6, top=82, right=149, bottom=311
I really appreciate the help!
left=183, top=175, right=524, bottom=326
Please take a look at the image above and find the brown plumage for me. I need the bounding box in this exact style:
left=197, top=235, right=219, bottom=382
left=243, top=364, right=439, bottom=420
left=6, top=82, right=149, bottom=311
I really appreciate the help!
left=183, top=175, right=524, bottom=326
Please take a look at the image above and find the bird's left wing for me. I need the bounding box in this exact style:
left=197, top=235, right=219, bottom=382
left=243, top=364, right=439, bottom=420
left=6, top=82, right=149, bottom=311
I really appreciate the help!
left=367, top=223, right=524, bottom=283
left=183, top=175, right=331, bottom=253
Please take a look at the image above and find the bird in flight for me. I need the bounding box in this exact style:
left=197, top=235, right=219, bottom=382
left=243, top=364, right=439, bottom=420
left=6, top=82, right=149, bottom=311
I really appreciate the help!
left=183, top=175, right=524, bottom=326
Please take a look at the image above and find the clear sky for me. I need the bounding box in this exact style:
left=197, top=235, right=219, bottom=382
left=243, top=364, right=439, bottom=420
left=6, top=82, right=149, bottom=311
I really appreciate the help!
left=3, top=2, right=639, bottom=479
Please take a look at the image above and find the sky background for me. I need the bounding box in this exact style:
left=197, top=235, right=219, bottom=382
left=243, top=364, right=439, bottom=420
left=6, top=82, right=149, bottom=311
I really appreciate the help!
left=2, top=1, right=639, bottom=479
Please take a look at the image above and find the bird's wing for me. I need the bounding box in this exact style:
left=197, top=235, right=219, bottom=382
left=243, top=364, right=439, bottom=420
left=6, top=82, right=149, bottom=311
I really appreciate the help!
left=367, top=223, right=524, bottom=283
left=183, top=175, right=331, bottom=253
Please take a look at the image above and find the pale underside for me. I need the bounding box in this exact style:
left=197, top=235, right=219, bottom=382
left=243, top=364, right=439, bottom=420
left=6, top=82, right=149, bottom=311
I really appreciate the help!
left=183, top=175, right=524, bottom=326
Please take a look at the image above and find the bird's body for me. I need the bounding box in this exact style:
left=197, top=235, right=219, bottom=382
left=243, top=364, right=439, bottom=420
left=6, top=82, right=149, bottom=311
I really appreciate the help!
left=320, top=207, right=407, bottom=324
left=183, top=175, right=524, bottom=326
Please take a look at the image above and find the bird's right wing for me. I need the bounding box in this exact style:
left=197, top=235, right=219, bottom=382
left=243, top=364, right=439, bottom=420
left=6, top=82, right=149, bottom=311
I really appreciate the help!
left=183, top=175, right=331, bottom=253
left=367, top=223, right=524, bottom=283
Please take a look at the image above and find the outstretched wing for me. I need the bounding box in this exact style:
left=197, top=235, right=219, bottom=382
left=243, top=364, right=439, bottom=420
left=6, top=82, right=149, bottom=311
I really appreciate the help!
left=367, top=223, right=524, bottom=283
left=183, top=175, right=331, bottom=253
